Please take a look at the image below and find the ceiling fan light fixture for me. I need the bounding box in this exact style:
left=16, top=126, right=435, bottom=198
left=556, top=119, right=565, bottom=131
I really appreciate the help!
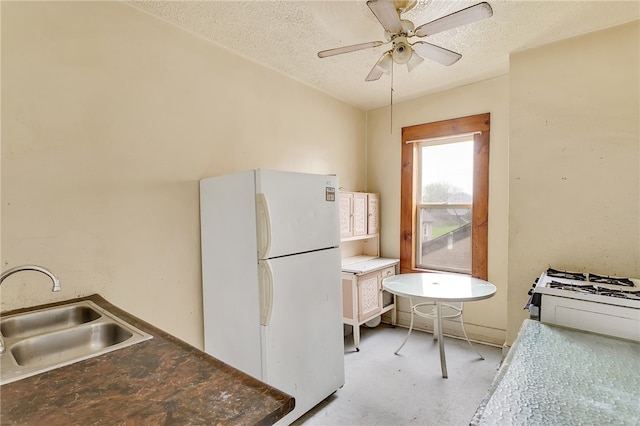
left=378, top=51, right=393, bottom=74
left=406, top=51, right=424, bottom=72
left=392, top=41, right=412, bottom=64
left=365, top=51, right=393, bottom=81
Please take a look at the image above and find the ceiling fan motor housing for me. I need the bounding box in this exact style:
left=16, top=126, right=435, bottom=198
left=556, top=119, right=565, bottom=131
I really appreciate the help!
left=385, top=19, right=415, bottom=41
left=393, top=0, right=418, bottom=14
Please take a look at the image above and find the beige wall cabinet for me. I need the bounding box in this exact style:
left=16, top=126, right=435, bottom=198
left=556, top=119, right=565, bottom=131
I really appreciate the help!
left=366, top=193, right=379, bottom=236
left=339, top=192, right=379, bottom=240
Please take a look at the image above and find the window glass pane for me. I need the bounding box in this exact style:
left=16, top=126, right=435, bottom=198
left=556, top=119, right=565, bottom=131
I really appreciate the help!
left=417, top=206, right=471, bottom=274
left=417, top=139, right=473, bottom=274
left=421, top=140, right=473, bottom=203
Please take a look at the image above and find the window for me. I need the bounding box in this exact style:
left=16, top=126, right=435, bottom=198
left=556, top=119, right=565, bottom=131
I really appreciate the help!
left=417, top=136, right=474, bottom=273
left=400, top=114, right=489, bottom=280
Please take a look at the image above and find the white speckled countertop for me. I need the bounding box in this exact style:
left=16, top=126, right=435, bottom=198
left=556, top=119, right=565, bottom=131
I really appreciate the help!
left=472, top=319, right=640, bottom=425
left=341, top=256, right=399, bottom=274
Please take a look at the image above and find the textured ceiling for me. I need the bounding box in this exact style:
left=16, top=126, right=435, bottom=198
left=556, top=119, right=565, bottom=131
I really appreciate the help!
left=128, top=1, right=639, bottom=111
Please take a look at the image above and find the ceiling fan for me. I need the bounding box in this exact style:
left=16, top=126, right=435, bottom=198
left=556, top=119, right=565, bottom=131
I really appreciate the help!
left=318, top=0, right=493, bottom=81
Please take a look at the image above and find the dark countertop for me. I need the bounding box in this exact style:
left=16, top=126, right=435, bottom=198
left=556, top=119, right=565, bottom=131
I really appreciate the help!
left=0, top=294, right=294, bottom=425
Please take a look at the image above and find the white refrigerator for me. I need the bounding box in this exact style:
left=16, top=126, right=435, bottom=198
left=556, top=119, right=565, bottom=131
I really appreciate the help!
left=199, top=169, right=345, bottom=425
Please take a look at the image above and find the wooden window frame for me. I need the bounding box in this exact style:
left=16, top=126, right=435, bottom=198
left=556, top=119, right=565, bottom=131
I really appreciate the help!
left=400, top=113, right=490, bottom=280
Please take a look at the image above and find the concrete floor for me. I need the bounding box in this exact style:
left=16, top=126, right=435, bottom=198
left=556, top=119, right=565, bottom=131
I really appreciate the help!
left=292, top=324, right=503, bottom=426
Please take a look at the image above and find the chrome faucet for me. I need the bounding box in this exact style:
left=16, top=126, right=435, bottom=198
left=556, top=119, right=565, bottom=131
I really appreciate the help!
left=0, top=265, right=61, bottom=354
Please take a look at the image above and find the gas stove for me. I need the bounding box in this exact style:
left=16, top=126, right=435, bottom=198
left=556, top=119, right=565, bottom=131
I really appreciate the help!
left=535, top=268, right=640, bottom=307
left=527, top=268, right=640, bottom=341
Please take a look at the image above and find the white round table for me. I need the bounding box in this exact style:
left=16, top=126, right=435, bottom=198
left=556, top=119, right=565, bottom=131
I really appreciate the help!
left=382, top=273, right=496, bottom=378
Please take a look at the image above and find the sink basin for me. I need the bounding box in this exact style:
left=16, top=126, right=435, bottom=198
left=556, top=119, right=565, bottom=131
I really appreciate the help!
left=11, top=323, right=133, bottom=367
left=1, top=300, right=152, bottom=385
left=1, top=304, right=101, bottom=339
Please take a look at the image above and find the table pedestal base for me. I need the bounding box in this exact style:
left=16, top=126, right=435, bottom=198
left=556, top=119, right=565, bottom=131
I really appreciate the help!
left=394, top=298, right=485, bottom=378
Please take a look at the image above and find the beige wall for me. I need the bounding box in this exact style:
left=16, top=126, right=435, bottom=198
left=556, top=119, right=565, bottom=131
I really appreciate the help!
left=2, top=1, right=638, bottom=351
left=507, top=21, right=639, bottom=343
left=367, top=76, right=510, bottom=345
left=368, top=20, right=639, bottom=346
left=1, top=1, right=366, bottom=347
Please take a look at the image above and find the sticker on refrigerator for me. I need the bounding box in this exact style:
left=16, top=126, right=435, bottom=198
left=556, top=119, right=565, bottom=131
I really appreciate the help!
left=326, top=187, right=335, bottom=202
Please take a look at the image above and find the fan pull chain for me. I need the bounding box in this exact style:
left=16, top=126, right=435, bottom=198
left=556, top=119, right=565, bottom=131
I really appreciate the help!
left=390, top=61, right=394, bottom=134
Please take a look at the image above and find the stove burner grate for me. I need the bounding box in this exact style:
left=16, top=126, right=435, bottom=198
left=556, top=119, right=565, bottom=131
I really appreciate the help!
left=546, top=268, right=587, bottom=281
left=588, top=273, right=634, bottom=287
left=549, top=281, right=596, bottom=294
left=549, top=281, right=640, bottom=300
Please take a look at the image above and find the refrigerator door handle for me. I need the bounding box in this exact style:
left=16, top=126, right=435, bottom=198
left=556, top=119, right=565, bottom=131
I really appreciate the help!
left=256, top=193, right=271, bottom=259
left=258, top=260, right=273, bottom=326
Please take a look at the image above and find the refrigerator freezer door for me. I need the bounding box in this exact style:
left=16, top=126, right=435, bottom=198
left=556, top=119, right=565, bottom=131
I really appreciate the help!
left=259, top=247, right=345, bottom=424
left=255, top=169, right=339, bottom=259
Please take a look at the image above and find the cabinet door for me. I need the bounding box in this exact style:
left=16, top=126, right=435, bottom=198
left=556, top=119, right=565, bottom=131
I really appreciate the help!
left=339, top=193, right=353, bottom=238
left=367, top=193, right=379, bottom=235
left=352, top=193, right=368, bottom=237
left=357, top=271, right=382, bottom=322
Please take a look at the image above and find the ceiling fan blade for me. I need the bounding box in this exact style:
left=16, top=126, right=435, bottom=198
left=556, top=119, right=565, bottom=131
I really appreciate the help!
left=367, top=0, right=403, bottom=34
left=411, top=42, right=462, bottom=66
left=365, top=65, right=383, bottom=82
left=365, top=52, right=393, bottom=81
left=318, top=41, right=384, bottom=58
left=415, top=2, right=493, bottom=37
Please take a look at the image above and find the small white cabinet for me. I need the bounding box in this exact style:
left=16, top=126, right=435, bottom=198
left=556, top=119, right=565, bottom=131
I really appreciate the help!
left=342, top=260, right=398, bottom=350
left=339, top=191, right=397, bottom=351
